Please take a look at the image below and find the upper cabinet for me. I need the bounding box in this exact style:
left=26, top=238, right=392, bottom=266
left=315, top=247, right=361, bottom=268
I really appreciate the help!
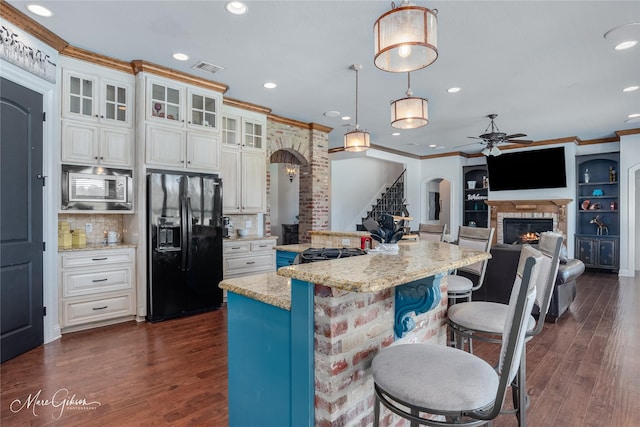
left=142, top=75, right=223, bottom=173
left=60, top=58, right=135, bottom=168
left=220, top=105, right=267, bottom=214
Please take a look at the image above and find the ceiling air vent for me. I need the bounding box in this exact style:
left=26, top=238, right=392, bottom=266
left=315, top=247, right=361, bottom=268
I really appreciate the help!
left=192, top=61, right=224, bottom=74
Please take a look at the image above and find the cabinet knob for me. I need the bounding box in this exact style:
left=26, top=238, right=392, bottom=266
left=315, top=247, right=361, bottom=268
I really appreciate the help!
left=94, top=156, right=99, bottom=159
left=181, top=160, right=185, bottom=163
left=100, top=115, right=104, bottom=119
left=187, top=161, right=191, bottom=164
left=95, top=114, right=99, bottom=117
left=100, top=156, right=104, bottom=160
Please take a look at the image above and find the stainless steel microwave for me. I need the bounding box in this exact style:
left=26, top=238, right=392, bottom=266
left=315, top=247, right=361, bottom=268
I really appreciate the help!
left=62, top=165, right=133, bottom=211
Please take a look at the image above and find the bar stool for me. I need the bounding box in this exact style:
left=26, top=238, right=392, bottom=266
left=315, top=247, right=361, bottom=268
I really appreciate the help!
left=448, top=226, right=495, bottom=304
left=418, top=223, right=447, bottom=241
left=372, top=246, right=543, bottom=426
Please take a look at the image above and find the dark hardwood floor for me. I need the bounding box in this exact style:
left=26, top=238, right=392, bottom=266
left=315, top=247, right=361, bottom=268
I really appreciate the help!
left=1, top=271, right=638, bottom=426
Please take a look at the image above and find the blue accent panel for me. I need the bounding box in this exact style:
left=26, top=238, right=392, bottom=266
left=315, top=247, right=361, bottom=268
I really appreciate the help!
left=227, top=292, right=292, bottom=427
left=276, top=250, right=298, bottom=270
left=290, top=279, right=315, bottom=426
left=394, top=273, right=444, bottom=338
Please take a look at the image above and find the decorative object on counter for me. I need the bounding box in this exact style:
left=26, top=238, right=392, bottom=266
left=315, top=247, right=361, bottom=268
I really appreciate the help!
left=107, top=231, right=120, bottom=244
left=584, top=168, right=591, bottom=183
left=58, top=221, right=72, bottom=248
left=610, top=201, right=617, bottom=210
left=589, top=202, right=601, bottom=210
left=590, top=215, right=609, bottom=235
left=468, top=221, right=477, bottom=227
left=71, top=229, right=86, bottom=246
left=365, top=213, right=405, bottom=244
left=609, top=166, right=616, bottom=182
left=581, top=199, right=591, bottom=210
left=592, top=189, right=604, bottom=196
left=482, top=175, right=489, bottom=188
left=236, top=228, right=249, bottom=237
left=467, top=180, right=476, bottom=189
left=361, top=236, right=372, bottom=250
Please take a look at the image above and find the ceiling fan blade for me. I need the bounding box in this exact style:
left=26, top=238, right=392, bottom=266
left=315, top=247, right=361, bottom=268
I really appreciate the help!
left=506, top=139, right=534, bottom=144
left=453, top=141, right=483, bottom=149
left=466, top=136, right=483, bottom=140
left=505, top=133, right=527, bottom=139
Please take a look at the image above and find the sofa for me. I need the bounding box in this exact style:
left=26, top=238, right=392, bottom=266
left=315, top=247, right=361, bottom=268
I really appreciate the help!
left=470, top=243, right=585, bottom=322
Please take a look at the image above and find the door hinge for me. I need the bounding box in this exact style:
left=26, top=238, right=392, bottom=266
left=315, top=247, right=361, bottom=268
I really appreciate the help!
left=36, top=174, right=46, bottom=186
left=43, top=112, right=46, bottom=122
left=43, top=306, right=47, bottom=316
left=43, top=241, right=46, bottom=252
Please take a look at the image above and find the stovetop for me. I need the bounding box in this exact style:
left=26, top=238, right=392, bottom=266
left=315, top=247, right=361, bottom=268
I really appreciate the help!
left=297, top=247, right=367, bottom=264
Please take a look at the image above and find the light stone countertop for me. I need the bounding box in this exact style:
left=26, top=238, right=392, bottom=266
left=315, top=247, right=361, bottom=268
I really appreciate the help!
left=273, top=244, right=314, bottom=253
left=219, top=272, right=291, bottom=310
left=277, top=240, right=490, bottom=293
left=58, top=242, right=137, bottom=252
left=309, top=230, right=371, bottom=237
left=220, top=240, right=491, bottom=308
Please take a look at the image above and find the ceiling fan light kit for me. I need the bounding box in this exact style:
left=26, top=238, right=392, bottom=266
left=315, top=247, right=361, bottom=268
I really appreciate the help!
left=344, top=64, right=371, bottom=152
left=374, top=1, right=438, bottom=73
left=467, top=114, right=532, bottom=156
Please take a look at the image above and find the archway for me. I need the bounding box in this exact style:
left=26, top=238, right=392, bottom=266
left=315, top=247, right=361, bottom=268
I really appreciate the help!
left=421, top=178, right=452, bottom=234
left=269, top=149, right=307, bottom=243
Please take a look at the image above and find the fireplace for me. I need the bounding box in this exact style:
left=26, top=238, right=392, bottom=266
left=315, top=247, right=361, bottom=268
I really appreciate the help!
left=503, top=218, right=554, bottom=244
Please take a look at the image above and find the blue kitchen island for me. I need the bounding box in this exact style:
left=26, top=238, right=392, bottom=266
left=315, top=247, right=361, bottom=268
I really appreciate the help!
left=219, top=239, right=490, bottom=427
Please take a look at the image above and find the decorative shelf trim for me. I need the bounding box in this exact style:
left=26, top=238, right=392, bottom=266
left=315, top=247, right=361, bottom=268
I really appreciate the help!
left=394, top=273, right=443, bottom=338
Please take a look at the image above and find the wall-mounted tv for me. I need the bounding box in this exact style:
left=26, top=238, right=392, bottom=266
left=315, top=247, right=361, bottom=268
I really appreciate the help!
left=486, top=146, right=567, bottom=191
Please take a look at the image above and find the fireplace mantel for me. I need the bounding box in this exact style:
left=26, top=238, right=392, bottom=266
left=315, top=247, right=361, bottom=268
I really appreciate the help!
left=485, top=199, right=572, bottom=245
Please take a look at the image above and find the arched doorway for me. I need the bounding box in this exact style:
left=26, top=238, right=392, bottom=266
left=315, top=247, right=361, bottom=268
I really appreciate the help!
left=422, top=178, right=452, bottom=233
left=269, top=149, right=307, bottom=243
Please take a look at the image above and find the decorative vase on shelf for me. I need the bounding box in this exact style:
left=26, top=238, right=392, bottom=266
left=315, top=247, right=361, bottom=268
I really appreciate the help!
left=584, top=168, right=591, bottom=183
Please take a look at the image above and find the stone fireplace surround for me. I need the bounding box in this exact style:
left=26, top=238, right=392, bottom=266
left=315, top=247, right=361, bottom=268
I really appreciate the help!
left=485, top=199, right=572, bottom=245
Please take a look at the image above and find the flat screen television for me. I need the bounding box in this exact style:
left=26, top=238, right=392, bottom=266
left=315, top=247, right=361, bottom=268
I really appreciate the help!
left=486, top=146, right=567, bottom=191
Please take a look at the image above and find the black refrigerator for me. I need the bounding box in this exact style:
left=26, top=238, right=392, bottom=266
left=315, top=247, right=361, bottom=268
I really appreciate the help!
left=147, top=171, right=223, bottom=322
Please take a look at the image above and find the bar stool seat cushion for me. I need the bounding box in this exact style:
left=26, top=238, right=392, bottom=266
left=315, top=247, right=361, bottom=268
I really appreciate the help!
left=372, top=343, right=498, bottom=412
left=448, top=301, right=536, bottom=334
left=447, top=274, right=474, bottom=293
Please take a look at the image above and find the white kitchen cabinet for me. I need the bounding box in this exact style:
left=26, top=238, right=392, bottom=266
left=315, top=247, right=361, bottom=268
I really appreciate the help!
left=220, top=108, right=267, bottom=213
left=223, top=238, right=276, bottom=279
left=143, top=76, right=222, bottom=172
left=60, top=58, right=135, bottom=167
left=59, top=247, right=136, bottom=332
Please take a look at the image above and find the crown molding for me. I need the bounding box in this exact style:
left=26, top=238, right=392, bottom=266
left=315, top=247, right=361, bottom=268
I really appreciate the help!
left=61, top=46, right=133, bottom=74
left=0, top=0, right=68, bottom=51
left=223, top=97, right=271, bottom=115
left=267, top=113, right=332, bottom=133
left=131, top=60, right=228, bottom=94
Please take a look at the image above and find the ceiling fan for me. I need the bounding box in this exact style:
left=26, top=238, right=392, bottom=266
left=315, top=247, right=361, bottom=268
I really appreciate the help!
left=464, top=114, right=533, bottom=156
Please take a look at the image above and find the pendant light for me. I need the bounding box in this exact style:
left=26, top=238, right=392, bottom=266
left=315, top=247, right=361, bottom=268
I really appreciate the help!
left=390, top=72, right=428, bottom=129
left=344, top=64, right=371, bottom=152
left=374, top=0, right=438, bottom=73
left=283, top=163, right=298, bottom=182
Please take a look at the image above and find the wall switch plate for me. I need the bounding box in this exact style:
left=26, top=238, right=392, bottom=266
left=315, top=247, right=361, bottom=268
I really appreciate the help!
left=246, top=220, right=252, bottom=228
left=85, top=223, right=93, bottom=233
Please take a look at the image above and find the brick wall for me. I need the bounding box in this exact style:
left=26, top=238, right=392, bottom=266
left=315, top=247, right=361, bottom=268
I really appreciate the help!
left=267, top=121, right=330, bottom=243
left=313, top=278, right=449, bottom=426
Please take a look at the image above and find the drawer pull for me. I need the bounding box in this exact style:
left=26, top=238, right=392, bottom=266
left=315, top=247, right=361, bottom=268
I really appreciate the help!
left=231, top=246, right=242, bottom=250
left=258, top=245, right=267, bottom=248
left=92, top=305, right=108, bottom=311
left=91, top=257, right=108, bottom=261
left=246, top=261, right=255, bottom=265
left=92, top=278, right=108, bottom=283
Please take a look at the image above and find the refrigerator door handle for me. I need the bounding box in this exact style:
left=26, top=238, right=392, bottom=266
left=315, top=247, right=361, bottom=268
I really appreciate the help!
left=186, top=196, right=193, bottom=270
left=180, top=196, right=188, bottom=271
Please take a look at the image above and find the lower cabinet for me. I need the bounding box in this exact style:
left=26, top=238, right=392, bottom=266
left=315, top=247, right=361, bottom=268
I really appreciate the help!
left=223, top=239, right=276, bottom=279
left=59, top=247, right=136, bottom=332
left=575, top=236, right=619, bottom=271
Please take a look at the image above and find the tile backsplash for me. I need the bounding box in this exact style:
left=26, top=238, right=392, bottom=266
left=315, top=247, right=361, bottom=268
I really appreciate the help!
left=58, top=214, right=123, bottom=244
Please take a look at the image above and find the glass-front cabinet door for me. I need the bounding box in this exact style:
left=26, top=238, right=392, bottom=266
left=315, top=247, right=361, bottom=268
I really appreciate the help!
left=63, top=70, right=97, bottom=121
left=222, top=115, right=240, bottom=147
left=101, top=78, right=132, bottom=126
left=148, top=79, right=182, bottom=124
left=242, top=118, right=265, bottom=151
left=188, top=90, right=219, bottom=130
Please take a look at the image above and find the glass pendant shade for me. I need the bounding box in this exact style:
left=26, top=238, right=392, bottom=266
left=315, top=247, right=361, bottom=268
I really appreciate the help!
left=344, top=129, right=371, bottom=152
left=374, top=3, right=438, bottom=72
left=391, top=96, right=428, bottom=129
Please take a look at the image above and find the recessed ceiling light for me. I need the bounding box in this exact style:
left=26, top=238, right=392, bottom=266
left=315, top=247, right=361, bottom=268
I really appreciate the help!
left=615, top=40, right=638, bottom=50
left=392, top=132, right=401, bottom=136
left=263, top=82, right=277, bottom=89
left=226, top=1, right=248, bottom=15
left=26, top=4, right=52, bottom=17
left=428, top=144, right=437, bottom=148
left=623, top=85, right=639, bottom=92
left=628, top=113, right=640, bottom=118
left=341, top=116, right=351, bottom=121
left=447, top=87, right=461, bottom=93
left=324, top=111, right=340, bottom=117
left=172, top=53, right=189, bottom=61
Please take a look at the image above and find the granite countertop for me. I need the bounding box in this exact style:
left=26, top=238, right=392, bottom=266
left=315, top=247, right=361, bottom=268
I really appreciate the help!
left=309, top=230, right=370, bottom=237
left=58, top=242, right=137, bottom=252
left=273, top=243, right=314, bottom=252
left=223, top=235, right=277, bottom=242
left=277, top=240, right=490, bottom=293
left=219, top=273, right=291, bottom=310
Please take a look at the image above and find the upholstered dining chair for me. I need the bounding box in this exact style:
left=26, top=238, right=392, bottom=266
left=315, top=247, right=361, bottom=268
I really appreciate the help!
left=371, top=246, right=543, bottom=427
left=447, top=231, right=563, bottom=427
left=448, top=226, right=495, bottom=304
left=419, top=223, right=447, bottom=241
